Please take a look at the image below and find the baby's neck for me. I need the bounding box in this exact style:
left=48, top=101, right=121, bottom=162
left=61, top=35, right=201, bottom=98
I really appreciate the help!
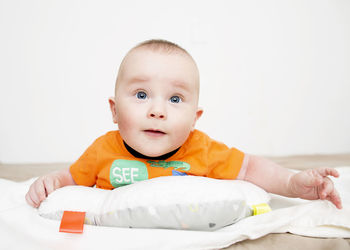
left=123, top=141, right=180, bottom=160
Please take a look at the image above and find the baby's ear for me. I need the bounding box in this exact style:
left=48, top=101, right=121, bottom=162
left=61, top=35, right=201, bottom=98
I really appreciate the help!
left=108, top=97, right=118, bottom=124
left=191, top=107, right=203, bottom=131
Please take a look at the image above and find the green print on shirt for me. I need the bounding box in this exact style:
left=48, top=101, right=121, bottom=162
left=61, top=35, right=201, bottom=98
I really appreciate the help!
left=110, top=160, right=149, bottom=188
left=147, top=160, right=190, bottom=171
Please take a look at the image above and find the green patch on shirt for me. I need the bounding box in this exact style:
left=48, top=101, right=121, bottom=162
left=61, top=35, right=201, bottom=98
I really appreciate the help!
left=110, top=160, right=148, bottom=188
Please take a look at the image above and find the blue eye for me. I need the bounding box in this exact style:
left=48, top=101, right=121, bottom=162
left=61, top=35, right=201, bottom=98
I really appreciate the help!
left=170, top=96, right=182, bottom=103
left=136, top=91, right=147, bottom=99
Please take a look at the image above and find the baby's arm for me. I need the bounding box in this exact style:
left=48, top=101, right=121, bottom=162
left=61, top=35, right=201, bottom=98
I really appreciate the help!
left=25, top=168, right=76, bottom=208
left=237, top=154, right=342, bottom=209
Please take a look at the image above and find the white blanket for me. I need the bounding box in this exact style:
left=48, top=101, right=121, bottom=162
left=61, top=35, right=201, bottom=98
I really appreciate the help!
left=1, top=167, right=350, bottom=250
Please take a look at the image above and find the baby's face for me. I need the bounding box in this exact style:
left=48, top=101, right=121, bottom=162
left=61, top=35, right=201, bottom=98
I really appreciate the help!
left=110, top=48, right=202, bottom=157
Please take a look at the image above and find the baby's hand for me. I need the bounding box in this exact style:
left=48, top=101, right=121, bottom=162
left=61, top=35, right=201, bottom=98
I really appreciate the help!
left=25, top=173, right=63, bottom=208
left=288, top=167, right=342, bottom=209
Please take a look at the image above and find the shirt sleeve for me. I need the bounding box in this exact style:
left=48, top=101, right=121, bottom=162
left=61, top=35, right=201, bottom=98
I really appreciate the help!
left=69, top=137, right=102, bottom=186
left=206, top=138, right=245, bottom=180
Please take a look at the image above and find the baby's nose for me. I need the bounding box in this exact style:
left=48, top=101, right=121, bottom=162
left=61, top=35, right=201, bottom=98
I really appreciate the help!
left=150, top=112, right=165, bottom=119
left=148, top=103, right=167, bottom=119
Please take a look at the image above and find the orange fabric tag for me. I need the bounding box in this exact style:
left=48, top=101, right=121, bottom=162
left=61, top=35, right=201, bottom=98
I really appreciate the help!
left=59, top=211, right=86, bottom=234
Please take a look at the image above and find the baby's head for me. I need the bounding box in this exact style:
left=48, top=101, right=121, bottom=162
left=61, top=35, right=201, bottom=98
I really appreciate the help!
left=109, top=39, right=203, bottom=157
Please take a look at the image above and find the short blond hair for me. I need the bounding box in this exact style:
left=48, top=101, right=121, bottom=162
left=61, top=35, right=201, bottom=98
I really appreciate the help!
left=134, top=39, right=189, bottom=55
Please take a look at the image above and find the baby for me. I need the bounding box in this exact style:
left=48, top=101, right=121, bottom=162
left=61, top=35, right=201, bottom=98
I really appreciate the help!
left=26, top=39, right=342, bottom=210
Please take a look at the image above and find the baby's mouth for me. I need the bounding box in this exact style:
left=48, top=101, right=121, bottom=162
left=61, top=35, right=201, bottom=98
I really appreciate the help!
left=143, top=129, right=166, bottom=136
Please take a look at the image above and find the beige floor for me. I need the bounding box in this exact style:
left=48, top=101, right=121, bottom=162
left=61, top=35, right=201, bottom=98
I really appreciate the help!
left=267, top=153, right=350, bottom=169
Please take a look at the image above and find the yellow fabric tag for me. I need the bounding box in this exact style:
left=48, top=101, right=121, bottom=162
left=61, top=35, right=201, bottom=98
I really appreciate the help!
left=251, top=203, right=272, bottom=215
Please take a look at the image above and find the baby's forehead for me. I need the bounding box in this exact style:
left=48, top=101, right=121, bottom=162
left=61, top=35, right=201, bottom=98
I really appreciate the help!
left=118, top=47, right=200, bottom=89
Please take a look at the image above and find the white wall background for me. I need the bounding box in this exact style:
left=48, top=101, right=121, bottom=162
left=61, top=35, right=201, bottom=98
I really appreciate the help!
left=1, top=0, right=349, bottom=163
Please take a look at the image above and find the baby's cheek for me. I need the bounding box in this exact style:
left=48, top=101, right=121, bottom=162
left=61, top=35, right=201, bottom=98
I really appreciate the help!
left=117, top=105, right=140, bottom=126
left=171, top=122, right=193, bottom=146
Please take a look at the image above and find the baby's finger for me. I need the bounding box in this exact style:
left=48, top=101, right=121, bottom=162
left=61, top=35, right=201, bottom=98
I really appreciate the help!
left=318, top=177, right=333, bottom=199
left=43, top=177, right=59, bottom=196
left=25, top=192, right=36, bottom=207
left=34, top=178, right=48, bottom=204
left=44, top=179, right=54, bottom=197
left=26, top=181, right=41, bottom=207
left=326, top=189, right=342, bottom=209
left=316, top=167, right=339, bottom=178
left=26, top=187, right=41, bottom=208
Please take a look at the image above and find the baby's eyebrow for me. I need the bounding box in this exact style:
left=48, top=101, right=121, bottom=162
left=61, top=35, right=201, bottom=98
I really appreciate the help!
left=170, top=80, right=191, bottom=91
left=127, top=77, right=150, bottom=85
left=126, top=77, right=190, bottom=91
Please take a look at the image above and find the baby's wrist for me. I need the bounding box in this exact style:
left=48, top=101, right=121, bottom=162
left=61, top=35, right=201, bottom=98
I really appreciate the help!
left=286, top=172, right=299, bottom=198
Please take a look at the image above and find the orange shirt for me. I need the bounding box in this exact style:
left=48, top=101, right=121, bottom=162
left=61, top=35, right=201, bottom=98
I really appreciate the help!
left=70, top=130, right=244, bottom=189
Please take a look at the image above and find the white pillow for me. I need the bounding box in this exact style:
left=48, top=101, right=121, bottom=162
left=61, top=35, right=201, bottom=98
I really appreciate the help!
left=38, top=176, right=270, bottom=231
